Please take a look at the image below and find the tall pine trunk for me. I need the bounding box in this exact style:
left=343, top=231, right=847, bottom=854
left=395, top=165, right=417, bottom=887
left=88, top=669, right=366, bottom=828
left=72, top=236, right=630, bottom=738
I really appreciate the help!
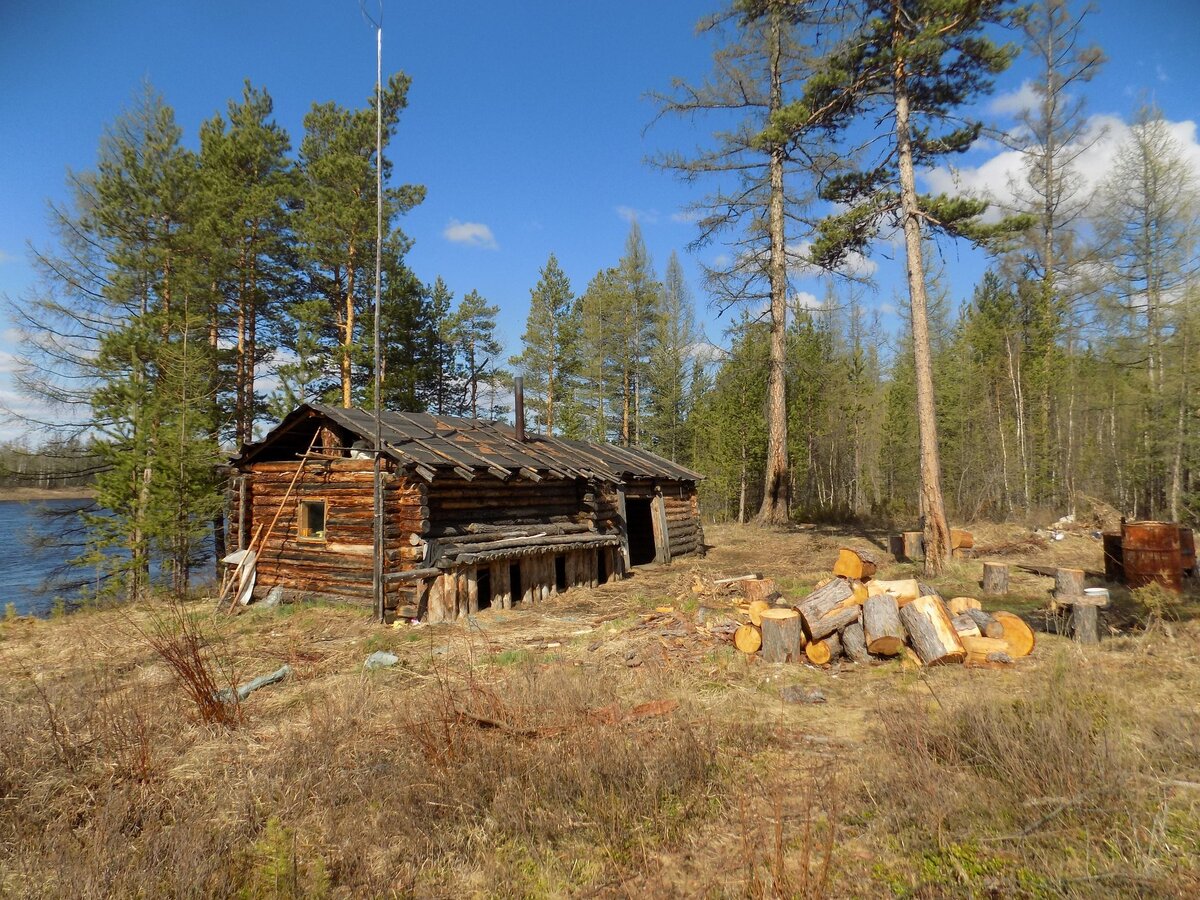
left=892, top=23, right=950, bottom=575
left=756, top=9, right=790, bottom=526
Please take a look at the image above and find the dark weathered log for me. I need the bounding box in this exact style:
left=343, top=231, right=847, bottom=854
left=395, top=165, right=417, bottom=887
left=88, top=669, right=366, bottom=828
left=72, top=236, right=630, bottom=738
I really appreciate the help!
left=759, top=609, right=803, bottom=663
left=806, top=605, right=861, bottom=641
left=898, top=596, right=965, bottom=666
left=902, top=531, right=924, bottom=560
left=863, top=594, right=906, bottom=656
left=796, top=578, right=854, bottom=633
left=979, top=564, right=1008, bottom=600
left=841, top=621, right=869, bottom=664
left=964, top=608, right=1004, bottom=639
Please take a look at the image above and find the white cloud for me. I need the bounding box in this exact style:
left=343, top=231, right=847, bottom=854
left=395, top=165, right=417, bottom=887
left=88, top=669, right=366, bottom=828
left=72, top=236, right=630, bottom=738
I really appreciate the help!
left=443, top=219, right=498, bottom=250
left=923, top=113, right=1200, bottom=222
left=0, top=249, right=15, bottom=265
left=989, top=80, right=1040, bottom=118
left=787, top=240, right=878, bottom=279
left=671, top=210, right=700, bottom=224
left=616, top=205, right=659, bottom=225
left=792, top=291, right=824, bottom=311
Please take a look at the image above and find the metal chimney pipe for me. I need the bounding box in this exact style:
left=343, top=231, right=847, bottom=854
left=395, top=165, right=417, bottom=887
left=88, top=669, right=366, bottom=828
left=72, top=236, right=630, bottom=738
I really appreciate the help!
left=514, top=376, right=526, bottom=442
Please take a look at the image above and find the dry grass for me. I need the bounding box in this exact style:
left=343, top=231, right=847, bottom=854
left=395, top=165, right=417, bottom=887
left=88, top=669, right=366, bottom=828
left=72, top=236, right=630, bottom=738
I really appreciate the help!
left=0, top=521, right=1198, bottom=897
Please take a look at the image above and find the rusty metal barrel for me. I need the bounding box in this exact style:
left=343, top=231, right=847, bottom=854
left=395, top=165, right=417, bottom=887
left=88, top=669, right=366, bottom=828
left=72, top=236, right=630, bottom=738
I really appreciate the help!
left=1121, top=521, right=1183, bottom=592
left=1181, top=527, right=1196, bottom=576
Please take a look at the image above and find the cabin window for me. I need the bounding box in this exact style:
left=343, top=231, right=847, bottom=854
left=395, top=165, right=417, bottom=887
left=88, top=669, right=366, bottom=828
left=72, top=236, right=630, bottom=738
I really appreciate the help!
left=298, top=500, right=327, bottom=541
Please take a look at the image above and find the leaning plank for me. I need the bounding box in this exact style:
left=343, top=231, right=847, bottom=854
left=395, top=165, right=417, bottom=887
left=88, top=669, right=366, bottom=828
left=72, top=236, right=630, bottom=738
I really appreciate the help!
left=863, top=593, right=906, bottom=656
left=841, top=622, right=870, bottom=664
left=832, top=548, right=878, bottom=581
left=759, top=609, right=803, bottom=663
left=898, top=596, right=966, bottom=666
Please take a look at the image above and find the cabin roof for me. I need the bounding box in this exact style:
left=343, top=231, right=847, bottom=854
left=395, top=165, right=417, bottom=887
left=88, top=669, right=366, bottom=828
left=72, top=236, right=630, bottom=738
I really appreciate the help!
left=234, top=403, right=703, bottom=484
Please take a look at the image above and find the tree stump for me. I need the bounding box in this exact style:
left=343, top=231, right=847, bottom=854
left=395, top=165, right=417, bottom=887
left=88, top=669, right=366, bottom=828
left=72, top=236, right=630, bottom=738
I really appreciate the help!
left=759, top=609, right=803, bottom=663
left=1069, top=603, right=1099, bottom=645
left=902, top=531, right=924, bottom=560
left=863, top=593, right=906, bottom=656
left=842, top=621, right=870, bottom=663
left=981, top=563, right=1009, bottom=595
left=741, top=578, right=779, bottom=603
left=1054, top=567, right=1086, bottom=601
left=898, top=596, right=965, bottom=666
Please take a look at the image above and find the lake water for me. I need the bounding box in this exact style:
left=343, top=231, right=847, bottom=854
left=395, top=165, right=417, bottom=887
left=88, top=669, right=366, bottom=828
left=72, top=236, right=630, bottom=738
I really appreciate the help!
left=0, top=499, right=214, bottom=616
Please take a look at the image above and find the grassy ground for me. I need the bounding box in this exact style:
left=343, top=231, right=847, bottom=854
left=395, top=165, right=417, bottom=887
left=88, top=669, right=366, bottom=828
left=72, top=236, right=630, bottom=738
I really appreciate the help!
left=1, top=522, right=1198, bottom=898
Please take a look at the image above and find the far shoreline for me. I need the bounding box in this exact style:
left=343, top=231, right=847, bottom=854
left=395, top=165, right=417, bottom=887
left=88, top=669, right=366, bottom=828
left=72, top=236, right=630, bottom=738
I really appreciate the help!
left=0, top=487, right=95, bottom=502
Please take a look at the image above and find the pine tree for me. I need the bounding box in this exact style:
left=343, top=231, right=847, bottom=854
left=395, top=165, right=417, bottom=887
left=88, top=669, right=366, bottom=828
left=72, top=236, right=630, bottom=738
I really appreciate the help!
left=644, top=251, right=696, bottom=461
left=446, top=289, right=502, bottom=418
left=779, top=0, right=1027, bottom=573
left=424, top=277, right=460, bottom=414
left=613, top=223, right=660, bottom=446
left=575, top=267, right=623, bottom=442
left=511, top=254, right=579, bottom=434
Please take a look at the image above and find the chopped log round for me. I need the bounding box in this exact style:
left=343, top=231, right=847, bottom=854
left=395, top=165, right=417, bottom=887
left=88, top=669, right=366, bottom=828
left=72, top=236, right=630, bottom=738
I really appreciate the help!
left=841, top=622, right=870, bottom=664
left=982, top=562, right=1009, bottom=595
left=1054, top=567, right=1086, bottom=600
left=964, top=608, right=1004, bottom=639
left=748, top=599, right=772, bottom=626
left=951, top=613, right=982, bottom=639
left=805, top=633, right=841, bottom=665
left=759, top=609, right=803, bottom=663
left=947, top=596, right=982, bottom=615
left=991, top=611, right=1035, bottom=657
left=806, top=605, right=861, bottom=642
left=898, top=596, right=966, bottom=666
left=951, top=529, right=974, bottom=550
left=734, top=624, right=762, bottom=655
left=832, top=547, right=878, bottom=581
left=863, top=593, right=906, bottom=656
left=796, top=578, right=855, bottom=633
left=869, top=578, right=920, bottom=604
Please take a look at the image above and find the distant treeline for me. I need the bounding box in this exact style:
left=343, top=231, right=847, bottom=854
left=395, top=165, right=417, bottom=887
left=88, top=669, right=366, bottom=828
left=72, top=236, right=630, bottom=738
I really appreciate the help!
left=0, top=440, right=98, bottom=490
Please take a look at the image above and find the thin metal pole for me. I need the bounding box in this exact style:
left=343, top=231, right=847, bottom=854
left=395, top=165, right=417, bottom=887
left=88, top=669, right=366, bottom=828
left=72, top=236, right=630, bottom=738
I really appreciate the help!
left=372, top=22, right=385, bottom=623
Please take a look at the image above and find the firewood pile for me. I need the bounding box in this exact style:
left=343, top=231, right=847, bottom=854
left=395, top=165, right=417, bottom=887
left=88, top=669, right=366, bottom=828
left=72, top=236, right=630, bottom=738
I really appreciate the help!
left=693, top=548, right=1035, bottom=669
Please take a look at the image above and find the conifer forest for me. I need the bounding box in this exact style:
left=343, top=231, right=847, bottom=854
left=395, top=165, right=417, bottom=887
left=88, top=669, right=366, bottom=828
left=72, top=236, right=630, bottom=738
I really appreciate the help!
left=5, top=0, right=1198, bottom=597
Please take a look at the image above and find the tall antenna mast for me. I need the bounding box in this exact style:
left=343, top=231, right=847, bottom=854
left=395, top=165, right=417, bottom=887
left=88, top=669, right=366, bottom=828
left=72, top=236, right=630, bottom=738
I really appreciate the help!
left=367, top=2, right=385, bottom=623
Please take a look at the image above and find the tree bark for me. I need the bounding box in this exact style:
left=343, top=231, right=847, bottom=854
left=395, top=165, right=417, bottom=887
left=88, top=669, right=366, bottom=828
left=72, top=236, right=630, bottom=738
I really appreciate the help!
left=756, top=8, right=790, bottom=526
left=891, top=7, right=951, bottom=574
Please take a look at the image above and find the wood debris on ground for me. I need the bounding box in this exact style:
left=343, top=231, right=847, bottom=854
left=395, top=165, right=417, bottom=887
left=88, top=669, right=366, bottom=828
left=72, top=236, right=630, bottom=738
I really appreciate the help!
left=692, top=548, right=1036, bottom=670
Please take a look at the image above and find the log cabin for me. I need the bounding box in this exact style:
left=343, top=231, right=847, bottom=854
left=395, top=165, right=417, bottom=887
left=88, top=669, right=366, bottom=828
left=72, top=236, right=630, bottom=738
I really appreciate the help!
left=229, top=402, right=704, bottom=621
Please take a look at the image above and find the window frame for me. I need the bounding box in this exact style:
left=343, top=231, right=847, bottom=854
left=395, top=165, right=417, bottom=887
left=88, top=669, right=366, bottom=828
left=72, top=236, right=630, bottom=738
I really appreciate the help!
left=297, top=498, right=329, bottom=543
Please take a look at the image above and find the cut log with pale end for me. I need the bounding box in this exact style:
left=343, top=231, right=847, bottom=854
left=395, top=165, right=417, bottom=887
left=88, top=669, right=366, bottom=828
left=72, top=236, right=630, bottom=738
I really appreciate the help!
left=842, top=621, right=869, bottom=664
left=748, top=599, right=772, bottom=626
left=960, top=635, right=1010, bottom=656
left=863, top=593, right=906, bottom=656
left=734, top=624, right=762, bottom=655
left=964, top=608, right=1004, bottom=639
left=759, top=608, right=803, bottom=663
left=849, top=579, right=869, bottom=605
left=902, top=531, right=924, bottom=560
left=741, top=578, right=779, bottom=603
left=868, top=578, right=920, bottom=603
left=951, top=613, right=982, bottom=639
left=948, top=596, right=982, bottom=615
left=991, top=611, right=1035, bottom=658
left=951, top=529, right=974, bottom=550
left=805, top=633, right=842, bottom=665
left=898, top=595, right=966, bottom=666
left=796, top=578, right=855, bottom=633
left=832, top=547, right=878, bottom=582
left=1054, top=567, right=1085, bottom=600
left=806, top=605, right=861, bottom=642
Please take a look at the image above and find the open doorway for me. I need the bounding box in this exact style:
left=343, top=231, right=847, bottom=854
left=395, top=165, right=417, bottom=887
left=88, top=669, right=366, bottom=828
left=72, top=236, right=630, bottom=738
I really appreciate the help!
left=625, top=497, right=657, bottom=566
left=477, top=567, right=492, bottom=611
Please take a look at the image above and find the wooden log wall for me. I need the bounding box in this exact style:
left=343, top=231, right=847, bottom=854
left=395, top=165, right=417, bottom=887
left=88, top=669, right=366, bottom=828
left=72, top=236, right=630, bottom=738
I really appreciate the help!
left=425, top=476, right=584, bottom=530
left=240, top=459, right=425, bottom=609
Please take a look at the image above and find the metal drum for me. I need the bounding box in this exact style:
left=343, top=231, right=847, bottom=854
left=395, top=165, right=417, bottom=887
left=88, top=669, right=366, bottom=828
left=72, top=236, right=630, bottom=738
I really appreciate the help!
left=1121, top=521, right=1183, bottom=592
left=1181, top=527, right=1196, bottom=577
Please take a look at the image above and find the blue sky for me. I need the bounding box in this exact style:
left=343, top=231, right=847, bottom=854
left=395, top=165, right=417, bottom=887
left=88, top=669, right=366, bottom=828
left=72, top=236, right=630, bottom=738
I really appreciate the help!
left=1, top=1, right=1197, bottom=437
